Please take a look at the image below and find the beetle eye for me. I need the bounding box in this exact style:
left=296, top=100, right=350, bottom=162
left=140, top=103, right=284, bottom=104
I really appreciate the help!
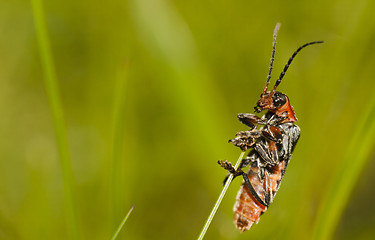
left=273, top=92, right=286, bottom=107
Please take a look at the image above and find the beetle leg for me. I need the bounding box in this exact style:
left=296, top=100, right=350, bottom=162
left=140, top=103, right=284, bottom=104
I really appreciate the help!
left=218, top=160, right=242, bottom=177
left=241, top=171, right=269, bottom=207
left=218, top=160, right=268, bottom=207
left=263, top=170, right=273, bottom=206
left=237, top=113, right=264, bottom=128
left=218, top=160, right=243, bottom=185
left=254, top=140, right=279, bottom=165
left=229, top=130, right=262, bottom=151
left=230, top=122, right=284, bottom=151
left=262, top=125, right=284, bottom=143
left=219, top=154, right=257, bottom=185
left=238, top=154, right=256, bottom=169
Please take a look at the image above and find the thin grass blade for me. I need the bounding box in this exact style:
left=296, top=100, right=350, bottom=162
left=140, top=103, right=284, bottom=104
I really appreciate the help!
left=197, top=151, right=246, bottom=240
left=30, top=0, right=78, bottom=239
left=110, top=61, right=130, bottom=228
left=111, top=205, right=135, bottom=240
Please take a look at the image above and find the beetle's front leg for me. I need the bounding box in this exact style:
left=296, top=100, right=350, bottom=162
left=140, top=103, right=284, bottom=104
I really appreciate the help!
left=237, top=113, right=264, bottom=128
left=229, top=113, right=267, bottom=151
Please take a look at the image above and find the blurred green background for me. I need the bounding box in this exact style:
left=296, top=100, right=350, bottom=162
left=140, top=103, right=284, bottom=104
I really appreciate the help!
left=1, top=0, right=375, bottom=239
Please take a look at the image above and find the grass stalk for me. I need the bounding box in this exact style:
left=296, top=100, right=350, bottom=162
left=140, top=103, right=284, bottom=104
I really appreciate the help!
left=110, top=61, right=129, bottom=229
left=111, top=205, right=135, bottom=240
left=197, top=151, right=246, bottom=240
left=312, top=97, right=375, bottom=240
left=31, top=0, right=78, bottom=239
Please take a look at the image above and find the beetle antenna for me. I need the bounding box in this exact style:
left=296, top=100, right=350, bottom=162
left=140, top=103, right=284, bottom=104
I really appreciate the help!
left=270, top=41, right=324, bottom=96
left=262, top=23, right=281, bottom=96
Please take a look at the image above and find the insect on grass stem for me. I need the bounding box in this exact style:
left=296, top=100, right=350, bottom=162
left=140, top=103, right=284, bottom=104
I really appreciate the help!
left=197, top=151, right=246, bottom=240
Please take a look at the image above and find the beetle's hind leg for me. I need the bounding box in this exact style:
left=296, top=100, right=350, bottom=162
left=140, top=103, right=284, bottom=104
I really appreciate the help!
left=218, top=160, right=243, bottom=185
left=218, top=154, right=253, bottom=185
left=218, top=160, right=268, bottom=207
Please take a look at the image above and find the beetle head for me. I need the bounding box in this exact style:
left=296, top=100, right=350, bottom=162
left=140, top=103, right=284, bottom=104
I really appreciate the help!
left=255, top=91, right=286, bottom=113
left=255, top=90, right=297, bottom=122
left=253, top=23, right=323, bottom=121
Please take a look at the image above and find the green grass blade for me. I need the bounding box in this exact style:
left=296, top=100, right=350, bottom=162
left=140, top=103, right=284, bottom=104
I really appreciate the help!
left=109, top=61, right=129, bottom=228
left=30, top=0, right=78, bottom=239
left=111, top=205, right=135, bottom=240
left=312, top=97, right=375, bottom=240
left=197, top=151, right=246, bottom=240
